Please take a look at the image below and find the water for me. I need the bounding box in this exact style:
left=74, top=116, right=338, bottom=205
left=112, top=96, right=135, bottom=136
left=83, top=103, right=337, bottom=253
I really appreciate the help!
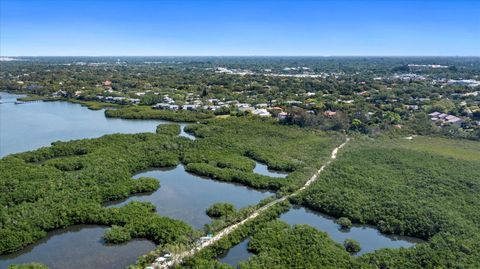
left=0, top=92, right=202, bottom=268
left=213, top=206, right=424, bottom=266
left=180, top=126, right=196, bottom=140
left=0, top=92, right=192, bottom=157
left=253, top=162, right=288, bottom=178
left=108, top=165, right=273, bottom=229
left=218, top=238, right=252, bottom=267
left=0, top=225, right=156, bottom=269
left=279, top=206, right=424, bottom=255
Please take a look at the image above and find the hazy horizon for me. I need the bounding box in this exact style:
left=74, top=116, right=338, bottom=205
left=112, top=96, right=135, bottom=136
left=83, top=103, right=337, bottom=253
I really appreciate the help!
left=1, top=0, right=479, bottom=57
left=2, top=55, right=480, bottom=58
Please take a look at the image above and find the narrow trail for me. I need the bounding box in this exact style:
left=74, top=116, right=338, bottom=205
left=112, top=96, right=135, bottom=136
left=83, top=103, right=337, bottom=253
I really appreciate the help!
left=151, top=137, right=350, bottom=269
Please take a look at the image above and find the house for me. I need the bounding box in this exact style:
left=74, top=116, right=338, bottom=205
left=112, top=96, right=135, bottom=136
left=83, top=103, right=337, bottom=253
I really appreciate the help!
left=128, top=98, right=141, bottom=104
left=238, top=106, right=254, bottom=113
left=163, top=96, right=174, bottom=104
left=52, top=90, right=67, bottom=97
left=155, top=257, right=167, bottom=263
left=153, top=103, right=170, bottom=109
left=255, top=103, right=268, bottom=108
left=182, top=104, right=199, bottom=111
left=102, top=80, right=112, bottom=87
left=204, top=105, right=221, bottom=111
left=208, top=98, right=220, bottom=104
left=356, top=91, right=369, bottom=96
left=406, top=105, right=419, bottom=110
left=252, top=109, right=271, bottom=117
left=271, top=106, right=283, bottom=112
left=429, top=111, right=464, bottom=126
left=286, top=100, right=302, bottom=106
left=236, top=103, right=251, bottom=108
left=277, top=112, right=288, bottom=120
left=324, top=111, right=337, bottom=117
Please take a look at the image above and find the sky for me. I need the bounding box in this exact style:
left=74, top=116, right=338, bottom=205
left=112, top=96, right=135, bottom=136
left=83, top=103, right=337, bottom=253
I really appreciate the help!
left=1, top=0, right=479, bottom=56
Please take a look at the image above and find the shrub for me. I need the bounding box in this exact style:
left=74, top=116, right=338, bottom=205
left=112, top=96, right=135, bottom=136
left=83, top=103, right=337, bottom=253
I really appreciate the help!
left=206, top=203, right=237, bottom=218
left=8, top=263, right=49, bottom=269
left=336, top=217, right=352, bottom=229
left=344, top=239, right=361, bottom=254
left=104, top=225, right=132, bottom=244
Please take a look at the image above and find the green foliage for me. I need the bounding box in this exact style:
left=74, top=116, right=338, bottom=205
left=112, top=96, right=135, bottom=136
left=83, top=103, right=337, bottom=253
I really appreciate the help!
left=241, top=221, right=359, bottom=269
left=336, top=217, right=352, bottom=229
left=344, top=239, right=361, bottom=254
left=105, top=225, right=132, bottom=243
left=183, top=117, right=343, bottom=193
left=206, top=203, right=237, bottom=219
left=156, top=123, right=181, bottom=136
left=0, top=117, right=341, bottom=257
left=298, top=137, right=480, bottom=267
left=179, top=201, right=291, bottom=269
left=105, top=106, right=213, bottom=122
left=7, top=263, right=49, bottom=269
left=0, top=132, right=192, bottom=254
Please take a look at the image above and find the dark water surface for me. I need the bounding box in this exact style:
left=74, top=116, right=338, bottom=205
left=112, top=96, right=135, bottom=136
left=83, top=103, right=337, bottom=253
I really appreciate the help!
left=280, top=206, right=424, bottom=255
left=253, top=162, right=288, bottom=178
left=0, top=92, right=422, bottom=268
left=218, top=238, right=252, bottom=267
left=215, top=206, right=424, bottom=267
left=0, top=225, right=156, bottom=269
left=108, top=165, right=273, bottom=229
left=0, top=93, right=243, bottom=268
left=0, top=92, right=191, bottom=157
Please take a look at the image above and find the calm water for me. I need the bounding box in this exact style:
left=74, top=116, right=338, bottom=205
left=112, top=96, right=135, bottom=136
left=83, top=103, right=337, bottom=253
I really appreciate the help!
left=0, top=92, right=202, bottom=268
left=280, top=206, right=424, bottom=255
left=0, top=92, right=421, bottom=267
left=253, top=162, right=288, bottom=178
left=0, top=92, right=192, bottom=157
left=218, top=238, right=252, bottom=267
left=0, top=225, right=156, bottom=269
left=108, top=165, right=273, bottom=229
left=215, top=206, right=424, bottom=266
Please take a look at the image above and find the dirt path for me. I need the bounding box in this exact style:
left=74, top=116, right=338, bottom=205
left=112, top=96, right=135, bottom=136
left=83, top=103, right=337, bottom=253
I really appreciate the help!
left=152, top=137, right=350, bottom=269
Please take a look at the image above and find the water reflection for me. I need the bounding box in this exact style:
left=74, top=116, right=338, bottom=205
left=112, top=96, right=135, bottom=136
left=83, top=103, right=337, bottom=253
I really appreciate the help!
left=253, top=162, right=288, bottom=178
left=0, top=225, right=156, bottom=269
left=280, top=206, right=424, bottom=255
left=0, top=92, right=196, bottom=156
left=108, top=165, right=273, bottom=229
left=179, top=125, right=196, bottom=140
left=218, top=238, right=252, bottom=267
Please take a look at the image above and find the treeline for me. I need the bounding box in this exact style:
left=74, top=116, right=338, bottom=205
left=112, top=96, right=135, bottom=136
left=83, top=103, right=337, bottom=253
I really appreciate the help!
left=0, top=130, right=194, bottom=254
left=104, top=106, right=214, bottom=122
left=293, top=137, right=480, bottom=267
left=0, top=118, right=342, bottom=256
left=182, top=118, right=343, bottom=194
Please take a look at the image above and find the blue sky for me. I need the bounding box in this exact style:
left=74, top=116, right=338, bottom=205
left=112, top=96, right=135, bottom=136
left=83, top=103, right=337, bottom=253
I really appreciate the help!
left=1, top=0, right=479, bottom=56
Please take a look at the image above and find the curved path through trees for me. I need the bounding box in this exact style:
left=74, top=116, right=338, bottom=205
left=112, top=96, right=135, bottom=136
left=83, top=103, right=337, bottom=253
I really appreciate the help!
left=151, top=137, right=351, bottom=269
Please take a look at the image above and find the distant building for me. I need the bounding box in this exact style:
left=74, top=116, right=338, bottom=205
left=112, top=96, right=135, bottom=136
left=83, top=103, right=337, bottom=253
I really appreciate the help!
left=429, top=111, right=464, bottom=126
left=252, top=109, right=271, bottom=117
left=324, top=111, right=337, bottom=117
left=286, top=100, right=302, bottom=106
left=277, top=112, right=288, bottom=120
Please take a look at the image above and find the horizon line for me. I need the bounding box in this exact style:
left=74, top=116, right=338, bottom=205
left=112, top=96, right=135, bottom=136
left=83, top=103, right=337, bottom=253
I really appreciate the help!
left=2, top=55, right=480, bottom=58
